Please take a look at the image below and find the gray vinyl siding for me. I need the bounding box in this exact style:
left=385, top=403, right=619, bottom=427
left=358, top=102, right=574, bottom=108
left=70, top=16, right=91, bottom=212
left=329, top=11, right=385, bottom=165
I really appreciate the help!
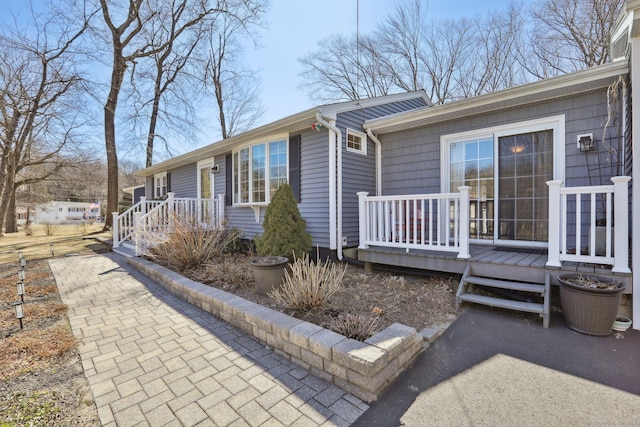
left=298, top=128, right=331, bottom=248
left=378, top=87, right=625, bottom=248
left=379, top=89, right=623, bottom=195
left=336, top=99, right=427, bottom=247
left=214, top=157, right=226, bottom=199
left=168, top=163, right=197, bottom=198
left=219, top=129, right=331, bottom=248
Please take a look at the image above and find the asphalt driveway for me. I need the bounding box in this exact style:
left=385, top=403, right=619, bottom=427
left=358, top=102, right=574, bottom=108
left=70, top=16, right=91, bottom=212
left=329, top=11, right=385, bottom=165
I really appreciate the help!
left=355, top=306, right=640, bottom=426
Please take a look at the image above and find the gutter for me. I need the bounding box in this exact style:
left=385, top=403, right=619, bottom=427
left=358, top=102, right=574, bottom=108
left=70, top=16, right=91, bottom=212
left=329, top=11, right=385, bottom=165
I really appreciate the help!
left=316, top=112, right=343, bottom=260
left=365, top=128, right=382, bottom=195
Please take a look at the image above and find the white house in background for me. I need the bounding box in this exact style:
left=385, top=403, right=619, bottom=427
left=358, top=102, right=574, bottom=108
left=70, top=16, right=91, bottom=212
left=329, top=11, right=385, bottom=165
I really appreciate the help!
left=35, top=201, right=100, bottom=224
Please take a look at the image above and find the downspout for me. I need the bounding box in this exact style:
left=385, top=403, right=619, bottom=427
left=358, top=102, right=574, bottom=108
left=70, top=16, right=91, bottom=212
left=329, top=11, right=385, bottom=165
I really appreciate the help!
left=316, top=112, right=343, bottom=260
left=365, top=128, right=382, bottom=196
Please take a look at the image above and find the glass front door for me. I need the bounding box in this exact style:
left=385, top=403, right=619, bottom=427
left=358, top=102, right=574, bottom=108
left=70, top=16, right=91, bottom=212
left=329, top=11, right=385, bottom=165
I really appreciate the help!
left=497, top=130, right=553, bottom=243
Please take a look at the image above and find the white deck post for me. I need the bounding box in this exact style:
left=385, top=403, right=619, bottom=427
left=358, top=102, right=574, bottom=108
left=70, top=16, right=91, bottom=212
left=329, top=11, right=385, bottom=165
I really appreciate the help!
left=457, top=186, right=470, bottom=259
left=357, top=192, right=369, bottom=249
left=112, top=212, right=120, bottom=248
left=167, top=192, right=175, bottom=230
left=217, top=194, right=225, bottom=227
left=546, top=180, right=562, bottom=267
left=133, top=211, right=142, bottom=256
left=612, top=176, right=631, bottom=273
left=139, top=196, right=147, bottom=215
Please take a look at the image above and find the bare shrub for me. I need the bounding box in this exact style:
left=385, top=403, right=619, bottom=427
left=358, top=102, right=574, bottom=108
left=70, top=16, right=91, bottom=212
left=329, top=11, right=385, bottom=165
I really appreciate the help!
left=44, top=223, right=58, bottom=236
left=327, top=313, right=379, bottom=341
left=146, top=213, right=242, bottom=270
left=24, top=225, right=33, bottom=236
left=75, top=221, right=89, bottom=236
left=269, top=253, right=346, bottom=312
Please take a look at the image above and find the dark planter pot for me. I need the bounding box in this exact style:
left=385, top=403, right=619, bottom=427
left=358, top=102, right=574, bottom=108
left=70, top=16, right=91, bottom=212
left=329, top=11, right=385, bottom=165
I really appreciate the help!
left=557, top=274, right=625, bottom=336
left=250, top=256, right=290, bottom=295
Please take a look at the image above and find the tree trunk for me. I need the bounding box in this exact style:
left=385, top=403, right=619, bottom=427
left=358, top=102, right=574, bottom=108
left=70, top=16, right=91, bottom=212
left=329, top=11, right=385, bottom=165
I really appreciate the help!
left=103, top=51, right=125, bottom=231
left=5, top=191, right=17, bottom=233
left=145, top=67, right=163, bottom=168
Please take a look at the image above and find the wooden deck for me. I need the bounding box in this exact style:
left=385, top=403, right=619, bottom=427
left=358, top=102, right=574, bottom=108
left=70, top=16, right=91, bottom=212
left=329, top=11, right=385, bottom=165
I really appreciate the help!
left=357, top=245, right=632, bottom=293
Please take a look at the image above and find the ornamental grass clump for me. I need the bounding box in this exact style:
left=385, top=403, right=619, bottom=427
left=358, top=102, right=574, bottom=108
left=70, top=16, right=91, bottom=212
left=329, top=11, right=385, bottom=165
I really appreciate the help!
left=147, top=213, right=241, bottom=270
left=269, top=253, right=346, bottom=312
left=255, top=183, right=311, bottom=259
left=327, top=313, right=379, bottom=342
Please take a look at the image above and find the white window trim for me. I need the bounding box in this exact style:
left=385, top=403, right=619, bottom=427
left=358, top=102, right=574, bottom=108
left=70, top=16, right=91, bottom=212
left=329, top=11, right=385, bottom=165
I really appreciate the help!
left=232, top=134, right=289, bottom=207
left=346, top=128, right=367, bottom=155
left=197, top=157, right=215, bottom=200
left=440, top=115, right=565, bottom=246
left=153, top=171, right=167, bottom=199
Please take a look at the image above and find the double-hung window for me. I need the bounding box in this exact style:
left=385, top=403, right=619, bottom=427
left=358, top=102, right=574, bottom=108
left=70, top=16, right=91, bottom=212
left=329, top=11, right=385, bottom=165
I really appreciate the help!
left=233, top=138, right=288, bottom=205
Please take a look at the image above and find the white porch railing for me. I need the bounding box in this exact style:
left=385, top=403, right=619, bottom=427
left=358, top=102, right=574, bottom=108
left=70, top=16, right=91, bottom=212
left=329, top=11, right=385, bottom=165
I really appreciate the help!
left=112, top=196, right=165, bottom=249
left=547, top=176, right=630, bottom=273
left=112, top=192, right=225, bottom=255
left=357, top=187, right=471, bottom=259
left=357, top=176, right=630, bottom=272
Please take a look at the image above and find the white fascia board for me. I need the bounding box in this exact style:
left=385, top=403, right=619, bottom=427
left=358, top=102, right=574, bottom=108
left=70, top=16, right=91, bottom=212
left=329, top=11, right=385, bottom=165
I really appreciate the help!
left=365, top=61, right=629, bottom=134
left=137, top=108, right=320, bottom=177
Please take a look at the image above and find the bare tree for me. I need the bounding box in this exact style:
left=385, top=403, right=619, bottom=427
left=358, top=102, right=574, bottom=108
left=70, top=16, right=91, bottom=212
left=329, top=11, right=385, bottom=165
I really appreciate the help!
left=204, top=4, right=266, bottom=140
left=98, top=0, right=222, bottom=228
left=299, top=33, right=395, bottom=102
left=524, top=0, right=625, bottom=78
left=375, top=0, right=426, bottom=93
left=0, top=1, right=92, bottom=234
left=128, top=0, right=222, bottom=168
left=457, top=3, right=528, bottom=99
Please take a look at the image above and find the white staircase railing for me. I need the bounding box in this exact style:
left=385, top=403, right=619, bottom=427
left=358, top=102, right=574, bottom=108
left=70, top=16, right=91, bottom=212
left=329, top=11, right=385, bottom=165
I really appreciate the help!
left=546, top=176, right=630, bottom=273
left=357, top=187, right=471, bottom=259
left=112, top=196, right=164, bottom=249
left=112, top=192, right=225, bottom=255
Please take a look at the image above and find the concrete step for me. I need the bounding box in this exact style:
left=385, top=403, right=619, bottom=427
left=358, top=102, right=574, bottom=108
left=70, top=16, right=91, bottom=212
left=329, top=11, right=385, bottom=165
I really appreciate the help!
left=113, top=245, right=137, bottom=258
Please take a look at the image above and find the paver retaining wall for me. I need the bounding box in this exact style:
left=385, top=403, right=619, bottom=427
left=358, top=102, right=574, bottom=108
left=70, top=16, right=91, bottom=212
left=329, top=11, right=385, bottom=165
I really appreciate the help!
left=128, top=257, right=425, bottom=402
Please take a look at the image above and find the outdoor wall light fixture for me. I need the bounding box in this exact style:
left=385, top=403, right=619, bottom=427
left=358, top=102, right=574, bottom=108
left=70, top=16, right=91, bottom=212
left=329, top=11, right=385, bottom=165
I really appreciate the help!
left=16, top=281, right=24, bottom=301
left=13, top=301, right=24, bottom=329
left=578, top=133, right=594, bottom=152
left=18, top=269, right=25, bottom=282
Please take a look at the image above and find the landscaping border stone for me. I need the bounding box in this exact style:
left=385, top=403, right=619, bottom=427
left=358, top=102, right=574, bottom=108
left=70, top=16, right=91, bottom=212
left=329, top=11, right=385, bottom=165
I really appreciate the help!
left=128, top=257, right=425, bottom=402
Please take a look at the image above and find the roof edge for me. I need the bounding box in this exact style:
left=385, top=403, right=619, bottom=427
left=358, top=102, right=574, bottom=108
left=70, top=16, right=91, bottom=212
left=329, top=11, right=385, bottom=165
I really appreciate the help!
left=365, top=60, right=629, bottom=133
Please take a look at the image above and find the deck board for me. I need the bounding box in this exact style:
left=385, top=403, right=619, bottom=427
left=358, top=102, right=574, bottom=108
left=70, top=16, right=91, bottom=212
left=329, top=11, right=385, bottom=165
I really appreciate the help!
left=358, top=244, right=631, bottom=293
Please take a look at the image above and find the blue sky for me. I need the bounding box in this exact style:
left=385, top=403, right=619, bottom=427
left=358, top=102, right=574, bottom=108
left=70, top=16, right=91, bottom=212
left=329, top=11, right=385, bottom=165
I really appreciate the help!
left=252, top=0, right=529, bottom=125
left=0, top=0, right=532, bottom=156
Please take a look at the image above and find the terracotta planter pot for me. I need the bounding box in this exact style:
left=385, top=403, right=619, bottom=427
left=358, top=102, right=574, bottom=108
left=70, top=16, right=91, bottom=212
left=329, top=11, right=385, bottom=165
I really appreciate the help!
left=250, top=256, right=290, bottom=295
left=557, top=274, right=625, bottom=336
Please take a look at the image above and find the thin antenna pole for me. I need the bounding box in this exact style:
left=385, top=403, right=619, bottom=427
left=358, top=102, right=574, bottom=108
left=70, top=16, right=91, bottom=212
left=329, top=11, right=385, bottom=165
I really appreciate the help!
left=356, top=0, right=360, bottom=99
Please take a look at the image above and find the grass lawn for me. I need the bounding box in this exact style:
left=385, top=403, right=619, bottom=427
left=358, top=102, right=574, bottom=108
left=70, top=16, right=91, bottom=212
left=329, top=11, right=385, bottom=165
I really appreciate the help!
left=0, top=223, right=107, bottom=426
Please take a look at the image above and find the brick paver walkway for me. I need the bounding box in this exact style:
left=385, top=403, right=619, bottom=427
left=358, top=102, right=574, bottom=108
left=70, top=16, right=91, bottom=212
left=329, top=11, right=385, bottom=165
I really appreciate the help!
left=50, top=253, right=368, bottom=426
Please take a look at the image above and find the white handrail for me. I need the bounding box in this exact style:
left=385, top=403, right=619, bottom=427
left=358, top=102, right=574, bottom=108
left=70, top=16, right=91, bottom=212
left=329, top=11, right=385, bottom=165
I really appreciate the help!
left=133, top=194, right=226, bottom=256
left=357, top=187, right=470, bottom=259
left=112, top=196, right=166, bottom=248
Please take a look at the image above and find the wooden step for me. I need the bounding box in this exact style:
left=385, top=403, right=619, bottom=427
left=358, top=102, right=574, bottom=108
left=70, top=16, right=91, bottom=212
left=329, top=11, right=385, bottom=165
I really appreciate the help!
left=458, top=293, right=544, bottom=315
left=455, top=268, right=551, bottom=328
left=465, top=276, right=545, bottom=294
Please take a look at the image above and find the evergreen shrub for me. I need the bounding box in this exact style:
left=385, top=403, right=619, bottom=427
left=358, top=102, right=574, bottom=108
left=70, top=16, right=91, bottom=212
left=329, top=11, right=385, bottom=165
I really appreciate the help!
left=255, top=183, right=312, bottom=259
